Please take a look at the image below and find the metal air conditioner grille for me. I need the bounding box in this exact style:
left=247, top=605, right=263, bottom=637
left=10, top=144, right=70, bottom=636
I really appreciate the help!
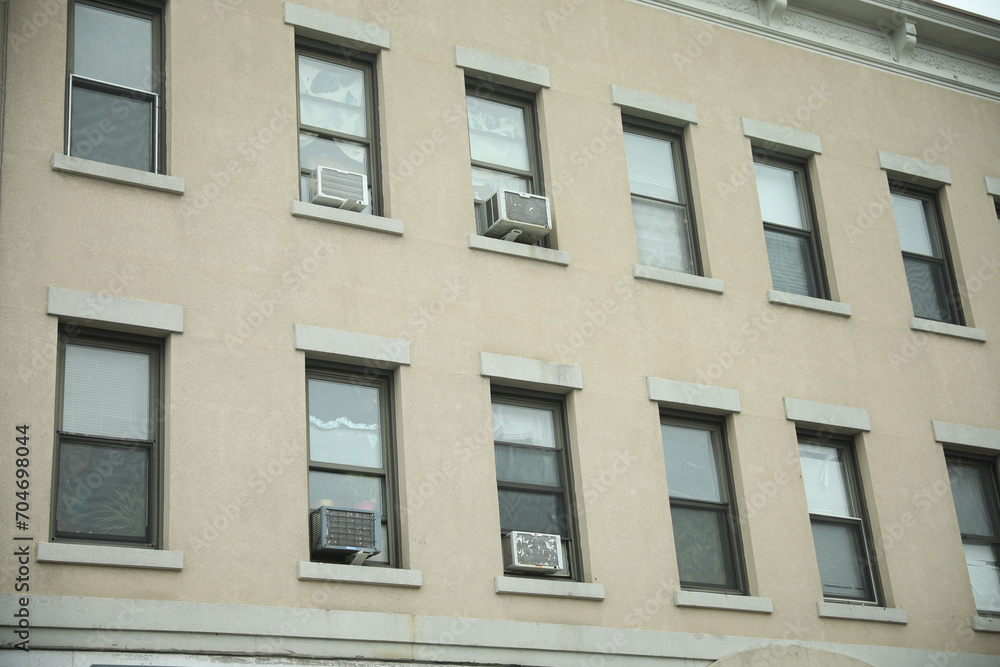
left=504, top=190, right=548, bottom=226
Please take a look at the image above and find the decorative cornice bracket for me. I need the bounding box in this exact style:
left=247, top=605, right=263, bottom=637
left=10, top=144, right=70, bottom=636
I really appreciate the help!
left=889, top=18, right=918, bottom=64
left=758, top=0, right=787, bottom=28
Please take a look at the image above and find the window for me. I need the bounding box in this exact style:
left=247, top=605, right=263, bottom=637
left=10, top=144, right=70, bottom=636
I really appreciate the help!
left=945, top=453, right=1000, bottom=614
left=798, top=435, right=880, bottom=603
left=67, top=0, right=162, bottom=172
left=297, top=44, right=380, bottom=214
left=52, top=328, right=162, bottom=546
left=752, top=154, right=827, bottom=298
left=890, top=184, right=962, bottom=324
left=306, top=364, right=397, bottom=565
left=466, top=81, right=543, bottom=238
left=661, top=415, right=745, bottom=593
left=624, top=120, right=699, bottom=275
left=491, top=392, right=578, bottom=578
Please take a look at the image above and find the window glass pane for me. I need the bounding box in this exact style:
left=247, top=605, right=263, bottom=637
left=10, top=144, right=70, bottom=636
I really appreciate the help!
left=497, top=489, right=564, bottom=535
left=56, top=442, right=148, bottom=539
left=300, top=133, right=368, bottom=179
left=492, top=403, right=556, bottom=448
left=799, top=444, right=854, bottom=517
left=754, top=163, right=807, bottom=230
left=633, top=197, right=694, bottom=274
left=947, top=461, right=1000, bottom=537
left=765, top=228, right=819, bottom=297
left=74, top=3, right=153, bottom=91
left=298, top=56, right=367, bottom=139
left=467, top=96, right=529, bottom=172
left=70, top=86, right=153, bottom=172
left=903, top=257, right=953, bottom=323
left=662, top=424, right=721, bottom=502
left=624, top=132, right=679, bottom=202
left=965, top=542, right=1000, bottom=612
left=63, top=344, right=150, bottom=440
left=495, top=443, right=560, bottom=487
left=671, top=506, right=737, bottom=589
left=308, top=379, right=381, bottom=468
left=892, top=193, right=939, bottom=257
left=308, top=470, right=383, bottom=513
left=811, top=520, right=873, bottom=601
left=471, top=167, right=528, bottom=202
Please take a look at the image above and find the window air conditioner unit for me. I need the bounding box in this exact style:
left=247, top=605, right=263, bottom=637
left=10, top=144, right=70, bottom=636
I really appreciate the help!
left=502, top=531, right=564, bottom=574
left=310, top=506, right=382, bottom=565
left=308, top=166, right=369, bottom=212
left=483, top=189, right=552, bottom=244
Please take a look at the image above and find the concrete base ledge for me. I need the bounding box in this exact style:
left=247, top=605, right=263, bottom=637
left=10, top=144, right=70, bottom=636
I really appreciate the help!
left=673, top=590, right=772, bottom=613
left=298, top=562, right=422, bottom=588
left=909, top=317, right=986, bottom=342
left=767, top=290, right=851, bottom=317
left=634, top=264, right=724, bottom=293
left=494, top=576, right=605, bottom=600
left=52, top=154, right=184, bottom=194
left=817, top=601, right=907, bottom=624
left=468, top=234, right=569, bottom=265
left=291, top=200, right=404, bottom=235
left=37, top=542, right=183, bottom=570
left=3, top=594, right=994, bottom=665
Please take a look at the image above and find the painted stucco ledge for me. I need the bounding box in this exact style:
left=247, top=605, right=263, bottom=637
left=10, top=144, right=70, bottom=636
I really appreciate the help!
left=298, top=561, right=421, bottom=588
left=817, top=601, right=907, bottom=624
left=37, top=542, right=183, bottom=570
left=495, top=576, right=604, bottom=600
left=972, top=615, right=1000, bottom=633
left=468, top=234, right=569, bottom=265
left=291, top=200, right=404, bottom=235
left=767, top=290, right=851, bottom=317
left=52, top=154, right=185, bottom=194
left=674, top=590, right=772, bottom=613
left=909, top=317, right=986, bottom=342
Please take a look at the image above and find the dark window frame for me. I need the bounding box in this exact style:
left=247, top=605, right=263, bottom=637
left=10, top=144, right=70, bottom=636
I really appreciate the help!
left=623, top=117, right=702, bottom=276
left=798, top=431, right=882, bottom=605
left=944, top=450, right=1000, bottom=616
left=491, top=388, right=581, bottom=580
left=661, top=411, right=747, bottom=595
left=889, top=180, right=964, bottom=325
left=465, top=78, right=545, bottom=242
left=753, top=150, right=829, bottom=300
left=305, top=361, right=399, bottom=567
left=295, top=39, right=382, bottom=216
left=66, top=0, right=165, bottom=173
left=50, top=325, right=164, bottom=548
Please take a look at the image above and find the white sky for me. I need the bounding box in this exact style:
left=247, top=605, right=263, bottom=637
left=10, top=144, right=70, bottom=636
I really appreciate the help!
left=930, top=0, right=1000, bottom=21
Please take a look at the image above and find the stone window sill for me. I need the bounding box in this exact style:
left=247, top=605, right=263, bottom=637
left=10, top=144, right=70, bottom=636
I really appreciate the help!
left=468, top=235, right=569, bottom=266
left=767, top=290, right=851, bottom=317
left=817, top=601, right=907, bottom=624
left=298, top=561, right=421, bottom=587
left=634, top=265, right=724, bottom=294
left=494, top=576, right=604, bottom=600
left=673, top=589, right=773, bottom=613
left=909, top=317, right=986, bottom=342
left=52, top=154, right=185, bottom=194
left=291, top=200, right=404, bottom=235
left=37, top=541, right=182, bottom=570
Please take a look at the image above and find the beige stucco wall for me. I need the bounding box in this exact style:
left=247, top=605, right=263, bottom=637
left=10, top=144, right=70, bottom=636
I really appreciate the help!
left=1, top=0, right=998, bottom=659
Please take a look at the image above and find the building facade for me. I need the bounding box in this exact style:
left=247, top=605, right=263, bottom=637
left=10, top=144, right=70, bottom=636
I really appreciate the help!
left=1, top=0, right=1000, bottom=665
